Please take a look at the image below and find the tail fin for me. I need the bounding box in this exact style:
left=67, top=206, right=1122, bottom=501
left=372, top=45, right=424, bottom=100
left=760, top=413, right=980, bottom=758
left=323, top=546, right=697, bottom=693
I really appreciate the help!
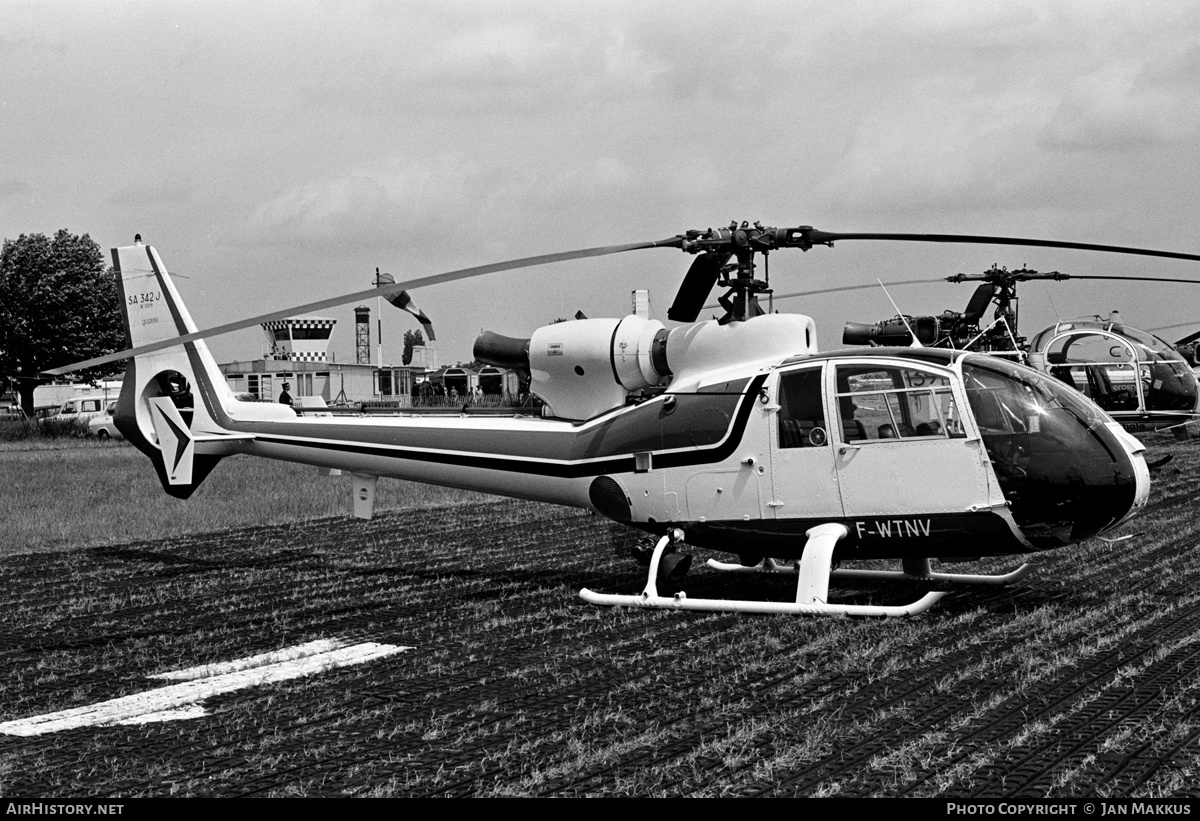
left=112, top=240, right=285, bottom=498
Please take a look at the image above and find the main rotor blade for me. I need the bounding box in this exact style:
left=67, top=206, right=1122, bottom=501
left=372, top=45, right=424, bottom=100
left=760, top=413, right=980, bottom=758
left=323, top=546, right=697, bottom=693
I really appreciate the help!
left=1059, top=274, right=1200, bottom=285
left=44, top=236, right=683, bottom=376
left=800, top=230, right=1200, bottom=262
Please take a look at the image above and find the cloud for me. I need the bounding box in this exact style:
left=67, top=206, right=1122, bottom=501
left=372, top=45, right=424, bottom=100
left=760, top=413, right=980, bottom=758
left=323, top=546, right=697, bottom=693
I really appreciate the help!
left=242, top=152, right=496, bottom=248
left=1038, top=60, right=1192, bottom=152
left=108, top=183, right=194, bottom=207
left=0, top=179, right=30, bottom=203
left=809, top=81, right=1051, bottom=218
left=243, top=153, right=651, bottom=248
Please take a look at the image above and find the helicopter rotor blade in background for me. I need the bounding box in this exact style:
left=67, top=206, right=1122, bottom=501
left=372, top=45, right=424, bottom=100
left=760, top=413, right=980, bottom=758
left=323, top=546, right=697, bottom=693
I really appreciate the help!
left=765, top=278, right=939, bottom=305
left=765, top=270, right=1200, bottom=313
left=44, top=235, right=684, bottom=376
left=668, top=251, right=732, bottom=322
left=1147, top=322, right=1200, bottom=337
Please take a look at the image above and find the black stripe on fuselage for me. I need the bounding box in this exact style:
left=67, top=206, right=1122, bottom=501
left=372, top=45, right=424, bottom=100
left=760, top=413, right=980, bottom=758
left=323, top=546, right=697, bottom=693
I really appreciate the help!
left=212, top=370, right=768, bottom=478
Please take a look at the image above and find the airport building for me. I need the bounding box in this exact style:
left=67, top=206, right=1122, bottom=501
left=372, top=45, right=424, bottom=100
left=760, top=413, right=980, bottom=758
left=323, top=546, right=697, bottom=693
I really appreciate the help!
left=219, top=310, right=434, bottom=407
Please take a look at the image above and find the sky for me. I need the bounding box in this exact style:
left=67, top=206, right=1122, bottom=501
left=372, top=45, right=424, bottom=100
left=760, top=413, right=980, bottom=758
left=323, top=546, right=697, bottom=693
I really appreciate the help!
left=3, top=0, right=1199, bottom=368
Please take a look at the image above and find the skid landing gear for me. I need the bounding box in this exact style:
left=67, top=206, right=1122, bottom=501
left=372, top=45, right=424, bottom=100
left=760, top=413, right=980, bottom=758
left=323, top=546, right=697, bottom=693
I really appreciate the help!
left=582, top=525, right=1033, bottom=616
left=581, top=524, right=1031, bottom=617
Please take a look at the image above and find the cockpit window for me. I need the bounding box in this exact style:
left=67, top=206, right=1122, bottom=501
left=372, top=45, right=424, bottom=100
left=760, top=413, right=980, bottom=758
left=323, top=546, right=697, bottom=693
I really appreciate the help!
left=834, top=365, right=966, bottom=442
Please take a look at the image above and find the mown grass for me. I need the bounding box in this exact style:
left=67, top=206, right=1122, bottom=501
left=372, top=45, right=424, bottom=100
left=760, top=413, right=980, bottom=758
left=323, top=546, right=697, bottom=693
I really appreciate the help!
left=0, top=417, right=91, bottom=443
left=4, top=431, right=1200, bottom=797
left=0, top=440, right=495, bottom=555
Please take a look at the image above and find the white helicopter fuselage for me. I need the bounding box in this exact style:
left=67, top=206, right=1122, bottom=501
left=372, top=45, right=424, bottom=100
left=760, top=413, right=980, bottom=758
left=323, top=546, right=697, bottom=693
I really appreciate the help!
left=114, top=242, right=1149, bottom=566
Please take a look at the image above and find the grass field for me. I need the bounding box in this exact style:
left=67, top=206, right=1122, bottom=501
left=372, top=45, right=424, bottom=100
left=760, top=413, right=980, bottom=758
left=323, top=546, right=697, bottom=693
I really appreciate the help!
left=2, top=431, right=1200, bottom=796
left=0, top=440, right=493, bottom=555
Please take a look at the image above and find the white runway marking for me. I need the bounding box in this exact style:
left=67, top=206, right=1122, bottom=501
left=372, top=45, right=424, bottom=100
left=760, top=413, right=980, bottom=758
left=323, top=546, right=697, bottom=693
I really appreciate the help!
left=0, top=639, right=413, bottom=737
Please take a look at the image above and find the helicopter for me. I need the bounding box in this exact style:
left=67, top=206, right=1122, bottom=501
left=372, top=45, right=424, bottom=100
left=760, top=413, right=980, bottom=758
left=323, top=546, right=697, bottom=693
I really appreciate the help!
left=838, top=265, right=1200, bottom=439
left=49, top=224, right=1200, bottom=617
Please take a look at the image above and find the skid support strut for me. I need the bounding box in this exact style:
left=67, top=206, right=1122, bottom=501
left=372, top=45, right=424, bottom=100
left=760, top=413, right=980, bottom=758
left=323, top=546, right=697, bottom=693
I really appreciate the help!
left=580, top=524, right=947, bottom=617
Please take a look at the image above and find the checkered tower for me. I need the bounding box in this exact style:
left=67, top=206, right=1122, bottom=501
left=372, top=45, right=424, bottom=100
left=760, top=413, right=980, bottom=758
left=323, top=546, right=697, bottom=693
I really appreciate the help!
left=261, top=316, right=337, bottom=362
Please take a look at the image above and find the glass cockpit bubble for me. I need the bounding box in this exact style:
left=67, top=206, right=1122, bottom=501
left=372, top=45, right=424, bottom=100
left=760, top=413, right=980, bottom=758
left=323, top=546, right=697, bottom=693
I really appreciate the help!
left=962, top=357, right=1138, bottom=548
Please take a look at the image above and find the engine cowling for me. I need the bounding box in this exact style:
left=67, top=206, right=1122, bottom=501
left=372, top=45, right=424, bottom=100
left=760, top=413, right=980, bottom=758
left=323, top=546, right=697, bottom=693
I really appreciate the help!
left=475, top=316, right=669, bottom=421
left=476, top=312, right=820, bottom=421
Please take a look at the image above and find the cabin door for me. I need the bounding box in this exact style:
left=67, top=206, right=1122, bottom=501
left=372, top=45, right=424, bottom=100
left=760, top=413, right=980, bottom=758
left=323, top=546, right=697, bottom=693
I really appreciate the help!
left=768, top=364, right=842, bottom=520
left=830, top=360, right=990, bottom=520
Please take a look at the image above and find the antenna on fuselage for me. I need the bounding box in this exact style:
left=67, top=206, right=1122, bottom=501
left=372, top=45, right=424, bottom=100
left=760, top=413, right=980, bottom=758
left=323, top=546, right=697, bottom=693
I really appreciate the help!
left=878, top=279, right=922, bottom=347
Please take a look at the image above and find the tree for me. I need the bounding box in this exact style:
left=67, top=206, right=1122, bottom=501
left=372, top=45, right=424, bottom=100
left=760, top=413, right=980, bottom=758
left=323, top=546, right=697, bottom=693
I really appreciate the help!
left=0, top=230, right=124, bottom=415
left=402, top=329, right=425, bottom=365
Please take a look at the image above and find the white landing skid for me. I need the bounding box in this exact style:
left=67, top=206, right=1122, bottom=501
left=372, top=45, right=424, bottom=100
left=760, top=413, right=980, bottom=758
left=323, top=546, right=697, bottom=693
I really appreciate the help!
left=580, top=524, right=951, bottom=617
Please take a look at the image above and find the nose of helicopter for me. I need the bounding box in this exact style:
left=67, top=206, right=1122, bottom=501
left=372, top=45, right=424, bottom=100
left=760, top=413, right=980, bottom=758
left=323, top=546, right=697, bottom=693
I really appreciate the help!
left=1012, top=418, right=1149, bottom=547
left=1106, top=422, right=1150, bottom=526
left=963, top=357, right=1151, bottom=549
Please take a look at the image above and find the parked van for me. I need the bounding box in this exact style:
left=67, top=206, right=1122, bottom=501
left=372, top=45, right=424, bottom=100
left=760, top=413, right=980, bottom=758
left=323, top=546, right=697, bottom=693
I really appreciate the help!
left=48, top=395, right=110, bottom=424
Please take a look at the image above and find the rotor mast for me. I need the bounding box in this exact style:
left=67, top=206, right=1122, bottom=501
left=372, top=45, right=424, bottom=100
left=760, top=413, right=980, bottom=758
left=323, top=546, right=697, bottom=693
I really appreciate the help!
left=945, top=266, right=1069, bottom=355
left=678, top=221, right=782, bottom=323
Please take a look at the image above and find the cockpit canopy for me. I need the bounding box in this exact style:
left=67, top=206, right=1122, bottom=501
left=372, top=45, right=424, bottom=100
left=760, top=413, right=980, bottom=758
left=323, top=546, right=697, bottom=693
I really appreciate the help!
left=962, top=355, right=1141, bottom=547
left=1028, top=318, right=1198, bottom=418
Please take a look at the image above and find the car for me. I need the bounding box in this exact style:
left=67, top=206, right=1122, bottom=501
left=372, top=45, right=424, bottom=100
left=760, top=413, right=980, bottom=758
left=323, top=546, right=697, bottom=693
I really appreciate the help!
left=48, top=395, right=110, bottom=425
left=87, top=401, right=123, bottom=439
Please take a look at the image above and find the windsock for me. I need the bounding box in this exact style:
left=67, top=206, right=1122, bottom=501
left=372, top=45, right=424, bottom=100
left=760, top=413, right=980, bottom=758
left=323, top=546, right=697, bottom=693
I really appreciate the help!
left=375, top=272, right=436, bottom=341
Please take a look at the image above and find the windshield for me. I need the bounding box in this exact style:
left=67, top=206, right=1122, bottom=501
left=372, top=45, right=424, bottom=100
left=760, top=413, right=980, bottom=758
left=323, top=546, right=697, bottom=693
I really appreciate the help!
left=962, top=357, right=1138, bottom=547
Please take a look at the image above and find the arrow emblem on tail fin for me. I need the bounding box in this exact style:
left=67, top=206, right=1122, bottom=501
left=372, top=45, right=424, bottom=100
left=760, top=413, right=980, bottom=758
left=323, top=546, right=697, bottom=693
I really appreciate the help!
left=148, top=397, right=194, bottom=485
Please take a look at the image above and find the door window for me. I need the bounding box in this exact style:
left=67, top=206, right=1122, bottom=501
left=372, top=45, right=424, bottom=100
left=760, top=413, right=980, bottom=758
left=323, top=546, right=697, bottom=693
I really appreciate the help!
left=777, top=367, right=827, bottom=448
left=835, top=365, right=966, bottom=441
